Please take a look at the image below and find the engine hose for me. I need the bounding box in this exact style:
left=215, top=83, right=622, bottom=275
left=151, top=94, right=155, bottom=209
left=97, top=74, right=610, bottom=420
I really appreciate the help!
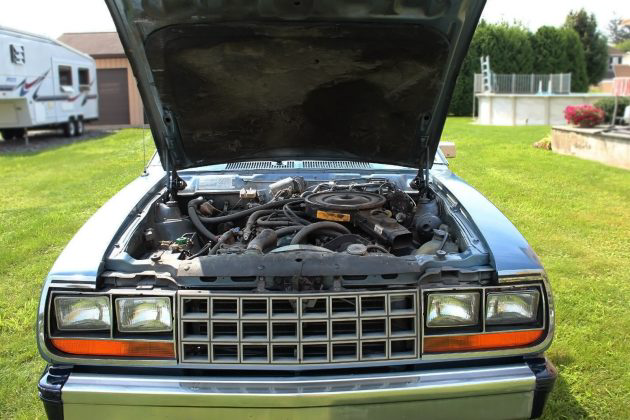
left=257, top=218, right=294, bottom=227
left=290, top=222, right=351, bottom=245
left=283, top=202, right=310, bottom=225
left=209, top=229, right=237, bottom=255
left=243, top=209, right=277, bottom=240
left=197, top=198, right=304, bottom=224
left=187, top=197, right=219, bottom=242
left=246, top=229, right=278, bottom=253
left=275, top=225, right=304, bottom=237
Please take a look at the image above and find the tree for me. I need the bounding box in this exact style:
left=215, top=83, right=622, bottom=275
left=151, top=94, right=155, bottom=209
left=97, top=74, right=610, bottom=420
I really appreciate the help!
left=607, top=16, right=630, bottom=44
left=616, top=39, right=630, bottom=53
left=529, top=26, right=588, bottom=92
left=449, top=22, right=535, bottom=116
left=562, top=29, right=589, bottom=92
left=531, top=26, right=569, bottom=74
left=564, top=9, right=609, bottom=85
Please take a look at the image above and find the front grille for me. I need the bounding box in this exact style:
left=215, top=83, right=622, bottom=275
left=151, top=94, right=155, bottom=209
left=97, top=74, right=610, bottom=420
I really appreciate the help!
left=178, top=290, right=419, bottom=364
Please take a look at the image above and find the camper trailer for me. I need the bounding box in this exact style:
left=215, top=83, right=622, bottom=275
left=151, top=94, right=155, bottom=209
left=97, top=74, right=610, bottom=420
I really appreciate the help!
left=0, top=26, right=98, bottom=140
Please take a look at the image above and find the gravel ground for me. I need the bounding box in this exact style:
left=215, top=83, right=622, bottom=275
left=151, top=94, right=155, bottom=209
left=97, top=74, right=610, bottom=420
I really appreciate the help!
left=0, top=127, right=116, bottom=154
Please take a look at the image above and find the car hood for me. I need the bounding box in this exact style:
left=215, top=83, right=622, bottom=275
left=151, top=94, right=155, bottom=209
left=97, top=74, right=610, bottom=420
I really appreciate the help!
left=106, top=0, right=485, bottom=171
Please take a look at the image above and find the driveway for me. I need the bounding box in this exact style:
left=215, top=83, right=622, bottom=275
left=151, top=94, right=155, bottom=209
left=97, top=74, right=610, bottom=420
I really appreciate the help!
left=0, top=127, right=116, bottom=154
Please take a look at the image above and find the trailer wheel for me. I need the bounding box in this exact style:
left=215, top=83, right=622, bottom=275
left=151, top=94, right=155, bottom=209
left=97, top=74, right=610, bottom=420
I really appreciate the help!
left=1, top=128, right=25, bottom=140
left=74, top=118, right=84, bottom=137
left=63, top=120, right=76, bottom=137
left=1, top=129, right=16, bottom=140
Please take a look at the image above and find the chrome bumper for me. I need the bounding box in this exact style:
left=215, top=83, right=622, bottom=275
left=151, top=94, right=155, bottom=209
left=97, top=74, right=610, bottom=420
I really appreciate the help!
left=39, top=360, right=556, bottom=420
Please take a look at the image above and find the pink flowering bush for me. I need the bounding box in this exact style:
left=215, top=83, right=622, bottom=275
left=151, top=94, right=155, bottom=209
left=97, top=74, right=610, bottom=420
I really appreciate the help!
left=564, top=104, right=605, bottom=128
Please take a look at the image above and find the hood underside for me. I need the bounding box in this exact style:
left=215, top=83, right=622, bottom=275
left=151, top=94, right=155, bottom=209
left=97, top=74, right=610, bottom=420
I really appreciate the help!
left=106, top=0, right=485, bottom=170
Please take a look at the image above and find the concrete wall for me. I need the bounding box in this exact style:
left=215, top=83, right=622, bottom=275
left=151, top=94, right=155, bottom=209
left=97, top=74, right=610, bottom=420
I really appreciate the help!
left=94, top=57, right=144, bottom=126
left=551, top=126, right=630, bottom=170
left=477, top=93, right=613, bottom=126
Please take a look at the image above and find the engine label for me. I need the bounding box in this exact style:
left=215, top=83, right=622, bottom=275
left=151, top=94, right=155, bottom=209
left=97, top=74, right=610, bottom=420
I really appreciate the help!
left=316, top=210, right=351, bottom=222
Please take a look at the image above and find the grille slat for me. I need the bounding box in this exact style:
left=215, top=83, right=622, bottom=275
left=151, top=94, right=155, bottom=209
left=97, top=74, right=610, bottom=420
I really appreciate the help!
left=179, top=290, right=419, bottom=364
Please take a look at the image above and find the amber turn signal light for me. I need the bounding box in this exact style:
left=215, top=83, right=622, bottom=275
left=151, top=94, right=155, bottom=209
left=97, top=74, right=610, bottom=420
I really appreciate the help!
left=423, top=330, right=544, bottom=353
left=51, top=338, right=175, bottom=358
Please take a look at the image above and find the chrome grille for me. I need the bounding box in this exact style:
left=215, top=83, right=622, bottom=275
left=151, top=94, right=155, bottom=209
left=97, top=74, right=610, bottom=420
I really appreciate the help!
left=178, top=290, right=419, bottom=364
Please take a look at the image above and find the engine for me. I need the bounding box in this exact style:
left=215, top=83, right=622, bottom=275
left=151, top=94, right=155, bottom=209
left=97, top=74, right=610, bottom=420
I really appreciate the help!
left=140, top=177, right=460, bottom=261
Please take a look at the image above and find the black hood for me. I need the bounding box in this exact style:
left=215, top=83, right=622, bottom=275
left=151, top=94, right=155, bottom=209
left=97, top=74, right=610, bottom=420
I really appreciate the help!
left=106, top=0, right=485, bottom=171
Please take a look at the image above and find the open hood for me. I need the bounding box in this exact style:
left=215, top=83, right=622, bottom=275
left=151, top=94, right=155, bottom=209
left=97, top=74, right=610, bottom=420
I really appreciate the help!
left=106, top=0, right=485, bottom=172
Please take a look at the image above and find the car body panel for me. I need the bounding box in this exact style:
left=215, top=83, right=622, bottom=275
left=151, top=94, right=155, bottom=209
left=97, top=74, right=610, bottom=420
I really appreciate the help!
left=430, top=168, right=544, bottom=277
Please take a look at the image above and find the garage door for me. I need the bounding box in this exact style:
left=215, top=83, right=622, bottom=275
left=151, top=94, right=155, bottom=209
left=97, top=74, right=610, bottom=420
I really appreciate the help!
left=96, top=68, right=130, bottom=125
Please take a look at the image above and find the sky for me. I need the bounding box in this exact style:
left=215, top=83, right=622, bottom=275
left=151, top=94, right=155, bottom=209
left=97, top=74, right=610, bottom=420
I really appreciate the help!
left=0, top=0, right=627, bottom=40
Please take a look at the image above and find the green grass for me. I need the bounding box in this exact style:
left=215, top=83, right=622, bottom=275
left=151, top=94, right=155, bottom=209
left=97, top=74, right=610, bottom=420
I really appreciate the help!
left=1, top=120, right=629, bottom=418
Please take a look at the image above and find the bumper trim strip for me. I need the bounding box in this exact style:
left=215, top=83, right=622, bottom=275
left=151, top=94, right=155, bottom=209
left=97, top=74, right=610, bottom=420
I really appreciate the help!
left=61, top=363, right=535, bottom=408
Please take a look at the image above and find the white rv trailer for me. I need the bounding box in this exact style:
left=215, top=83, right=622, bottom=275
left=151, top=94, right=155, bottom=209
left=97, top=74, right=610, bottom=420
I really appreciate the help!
left=0, top=26, right=98, bottom=140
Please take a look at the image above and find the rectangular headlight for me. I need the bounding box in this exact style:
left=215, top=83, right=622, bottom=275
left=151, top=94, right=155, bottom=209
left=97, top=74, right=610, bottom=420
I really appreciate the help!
left=486, top=290, right=540, bottom=325
left=426, top=293, right=479, bottom=327
left=54, top=296, right=111, bottom=331
left=116, top=297, right=172, bottom=332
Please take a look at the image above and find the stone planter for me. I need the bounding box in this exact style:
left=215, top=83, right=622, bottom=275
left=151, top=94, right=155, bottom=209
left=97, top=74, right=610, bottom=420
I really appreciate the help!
left=551, top=126, right=630, bottom=170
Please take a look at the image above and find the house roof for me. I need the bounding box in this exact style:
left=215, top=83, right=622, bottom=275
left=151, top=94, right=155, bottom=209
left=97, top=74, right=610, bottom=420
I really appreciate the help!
left=58, top=32, right=125, bottom=58
left=608, top=45, right=624, bottom=56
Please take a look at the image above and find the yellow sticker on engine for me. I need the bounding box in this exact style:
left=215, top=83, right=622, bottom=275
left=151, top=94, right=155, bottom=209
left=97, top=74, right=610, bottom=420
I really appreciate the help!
left=316, top=210, right=351, bottom=222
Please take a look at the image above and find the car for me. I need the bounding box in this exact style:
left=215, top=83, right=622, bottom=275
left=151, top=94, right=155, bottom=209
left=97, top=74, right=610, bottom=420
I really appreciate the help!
left=36, top=0, right=556, bottom=419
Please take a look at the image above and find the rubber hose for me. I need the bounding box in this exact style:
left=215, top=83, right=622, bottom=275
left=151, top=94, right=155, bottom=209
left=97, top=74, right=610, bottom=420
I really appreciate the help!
left=275, top=225, right=304, bottom=237
left=209, top=230, right=236, bottom=255
left=290, top=222, right=351, bottom=245
left=243, top=209, right=277, bottom=240
left=283, top=202, right=310, bottom=225
left=246, top=229, right=278, bottom=253
left=198, top=198, right=304, bottom=224
left=187, top=197, right=219, bottom=242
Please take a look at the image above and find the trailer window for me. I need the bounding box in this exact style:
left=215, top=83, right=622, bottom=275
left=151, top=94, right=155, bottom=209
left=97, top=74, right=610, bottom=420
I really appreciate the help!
left=78, top=68, right=90, bottom=91
left=10, top=44, right=25, bottom=65
left=58, top=66, right=73, bottom=91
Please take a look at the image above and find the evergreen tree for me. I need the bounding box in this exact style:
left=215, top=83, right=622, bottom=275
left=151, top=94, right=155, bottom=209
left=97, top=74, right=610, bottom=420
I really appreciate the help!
left=607, top=16, right=630, bottom=44
left=562, top=29, right=589, bottom=92
left=450, top=22, right=535, bottom=116
left=564, top=9, right=608, bottom=85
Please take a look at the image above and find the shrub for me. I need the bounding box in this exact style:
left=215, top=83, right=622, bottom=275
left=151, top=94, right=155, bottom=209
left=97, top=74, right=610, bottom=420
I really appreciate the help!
left=594, top=97, right=630, bottom=122
left=564, top=104, right=605, bottom=127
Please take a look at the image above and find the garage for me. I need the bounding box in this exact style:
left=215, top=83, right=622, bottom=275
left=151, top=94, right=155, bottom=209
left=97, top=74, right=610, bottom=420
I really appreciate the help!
left=58, top=32, right=145, bottom=127
left=96, top=68, right=130, bottom=125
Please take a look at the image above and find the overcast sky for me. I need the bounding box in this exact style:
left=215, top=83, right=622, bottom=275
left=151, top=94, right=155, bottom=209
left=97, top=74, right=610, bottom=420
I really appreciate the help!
left=0, top=0, right=627, bottom=40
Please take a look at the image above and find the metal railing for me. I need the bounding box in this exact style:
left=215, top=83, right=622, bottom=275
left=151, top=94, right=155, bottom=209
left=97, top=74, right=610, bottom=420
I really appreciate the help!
left=474, top=73, right=572, bottom=94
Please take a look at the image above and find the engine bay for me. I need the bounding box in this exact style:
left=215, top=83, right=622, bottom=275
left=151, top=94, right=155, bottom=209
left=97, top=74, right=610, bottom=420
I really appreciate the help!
left=129, top=176, right=463, bottom=265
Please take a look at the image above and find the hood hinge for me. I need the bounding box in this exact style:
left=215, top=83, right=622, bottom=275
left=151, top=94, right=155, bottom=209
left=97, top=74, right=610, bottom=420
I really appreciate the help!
left=168, top=169, right=186, bottom=200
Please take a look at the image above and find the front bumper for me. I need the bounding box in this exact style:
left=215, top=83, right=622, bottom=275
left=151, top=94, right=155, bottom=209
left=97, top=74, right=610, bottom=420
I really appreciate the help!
left=39, top=359, right=556, bottom=420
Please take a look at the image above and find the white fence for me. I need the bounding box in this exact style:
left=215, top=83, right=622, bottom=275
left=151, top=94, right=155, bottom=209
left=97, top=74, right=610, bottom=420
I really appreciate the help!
left=474, top=73, right=572, bottom=94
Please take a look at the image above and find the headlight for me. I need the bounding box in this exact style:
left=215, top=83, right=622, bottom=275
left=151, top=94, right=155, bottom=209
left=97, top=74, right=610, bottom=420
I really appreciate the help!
left=54, top=296, right=111, bottom=331
left=426, top=293, right=479, bottom=327
left=116, top=297, right=172, bottom=332
left=486, top=291, right=540, bottom=325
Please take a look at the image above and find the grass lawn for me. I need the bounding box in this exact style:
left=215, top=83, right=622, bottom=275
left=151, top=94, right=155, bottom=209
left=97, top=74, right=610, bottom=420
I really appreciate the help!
left=1, top=119, right=629, bottom=418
